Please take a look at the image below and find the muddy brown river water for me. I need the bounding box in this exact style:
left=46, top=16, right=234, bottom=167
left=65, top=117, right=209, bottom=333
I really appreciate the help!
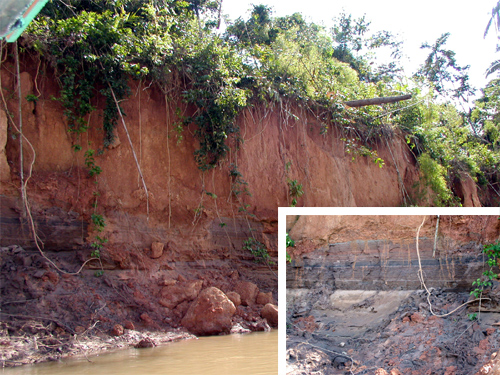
left=1, top=330, right=278, bottom=375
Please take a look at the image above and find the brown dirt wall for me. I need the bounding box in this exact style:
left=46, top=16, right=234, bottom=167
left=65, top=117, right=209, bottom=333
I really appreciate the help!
left=286, top=215, right=500, bottom=374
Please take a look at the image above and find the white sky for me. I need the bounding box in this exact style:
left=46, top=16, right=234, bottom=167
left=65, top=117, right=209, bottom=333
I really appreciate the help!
left=221, top=0, right=499, bottom=94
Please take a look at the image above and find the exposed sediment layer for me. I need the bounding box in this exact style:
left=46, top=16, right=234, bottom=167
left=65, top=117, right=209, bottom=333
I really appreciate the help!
left=286, top=215, right=500, bottom=374
left=288, top=238, right=485, bottom=291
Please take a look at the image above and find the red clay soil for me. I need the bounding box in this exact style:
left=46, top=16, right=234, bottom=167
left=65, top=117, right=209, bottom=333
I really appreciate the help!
left=0, top=242, right=277, bottom=367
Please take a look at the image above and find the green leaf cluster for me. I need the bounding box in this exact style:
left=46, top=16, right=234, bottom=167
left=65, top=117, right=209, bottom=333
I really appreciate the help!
left=471, top=241, right=500, bottom=299
left=287, top=179, right=304, bottom=207
left=175, top=37, right=249, bottom=169
left=243, top=237, right=272, bottom=264
left=27, top=0, right=181, bottom=145
left=286, top=233, right=294, bottom=263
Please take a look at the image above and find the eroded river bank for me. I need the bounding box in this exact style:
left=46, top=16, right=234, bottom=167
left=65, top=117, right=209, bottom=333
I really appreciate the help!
left=1, top=330, right=278, bottom=375
left=0, top=242, right=278, bottom=369
left=286, top=215, right=500, bottom=374
left=287, top=288, right=500, bottom=374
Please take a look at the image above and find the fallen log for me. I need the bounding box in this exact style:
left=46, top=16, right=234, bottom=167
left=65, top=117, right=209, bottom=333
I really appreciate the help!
left=344, top=94, right=412, bottom=108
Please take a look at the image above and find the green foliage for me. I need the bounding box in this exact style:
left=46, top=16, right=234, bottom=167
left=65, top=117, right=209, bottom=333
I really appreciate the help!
left=485, top=241, right=500, bottom=268
left=486, top=59, right=500, bottom=78
left=225, top=5, right=406, bottom=122
left=343, top=138, right=385, bottom=167
left=205, top=191, right=217, bottom=199
left=286, top=233, right=294, bottom=263
left=177, top=37, right=249, bottom=170
left=91, top=213, right=106, bottom=231
left=90, top=213, right=107, bottom=256
left=330, top=13, right=403, bottom=83
left=226, top=4, right=276, bottom=46
left=403, top=93, right=500, bottom=205
left=27, top=0, right=189, bottom=145
left=20, top=2, right=411, bottom=171
left=485, top=1, right=500, bottom=78
left=25, top=94, right=38, bottom=102
left=94, top=270, right=104, bottom=277
left=228, top=163, right=256, bottom=220
left=415, top=33, right=474, bottom=101
left=90, top=248, right=101, bottom=258
left=84, top=148, right=103, bottom=177
left=229, top=163, right=251, bottom=198
left=468, top=313, right=478, bottom=321
left=471, top=241, right=500, bottom=298
left=417, top=153, right=455, bottom=206
left=472, top=79, right=500, bottom=150
left=287, top=179, right=304, bottom=207
left=33, top=0, right=243, bottom=171
left=243, top=237, right=272, bottom=264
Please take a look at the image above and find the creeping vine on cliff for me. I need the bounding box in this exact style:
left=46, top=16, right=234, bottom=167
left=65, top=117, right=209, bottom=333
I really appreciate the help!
left=0, top=41, right=101, bottom=275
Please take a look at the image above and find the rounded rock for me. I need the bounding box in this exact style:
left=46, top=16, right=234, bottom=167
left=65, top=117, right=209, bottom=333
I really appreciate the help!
left=181, top=287, right=236, bottom=336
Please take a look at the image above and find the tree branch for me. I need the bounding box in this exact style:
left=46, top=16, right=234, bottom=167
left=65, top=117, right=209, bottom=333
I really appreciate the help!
left=344, top=94, right=412, bottom=107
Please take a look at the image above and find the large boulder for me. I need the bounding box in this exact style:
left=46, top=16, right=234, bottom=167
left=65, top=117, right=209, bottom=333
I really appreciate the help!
left=159, top=280, right=203, bottom=309
left=234, top=281, right=259, bottom=306
left=181, top=287, right=236, bottom=336
left=261, top=303, right=278, bottom=328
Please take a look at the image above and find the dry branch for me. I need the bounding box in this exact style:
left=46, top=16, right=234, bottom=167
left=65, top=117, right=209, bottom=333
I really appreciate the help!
left=344, top=94, right=412, bottom=108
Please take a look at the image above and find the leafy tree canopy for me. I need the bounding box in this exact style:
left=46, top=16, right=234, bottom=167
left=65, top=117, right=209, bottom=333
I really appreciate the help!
left=415, top=32, right=475, bottom=102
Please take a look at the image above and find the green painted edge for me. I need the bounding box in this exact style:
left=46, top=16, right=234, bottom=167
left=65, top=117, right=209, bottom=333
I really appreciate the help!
left=5, top=0, right=49, bottom=43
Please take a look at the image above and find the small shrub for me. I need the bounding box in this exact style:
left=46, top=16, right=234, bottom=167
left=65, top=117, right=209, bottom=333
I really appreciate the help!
left=25, top=94, right=38, bottom=102
left=243, top=237, right=272, bottom=264
left=470, top=241, right=500, bottom=299
left=288, top=179, right=304, bottom=207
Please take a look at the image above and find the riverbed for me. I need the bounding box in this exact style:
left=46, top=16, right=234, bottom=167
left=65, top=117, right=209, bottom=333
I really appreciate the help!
left=1, top=330, right=278, bottom=375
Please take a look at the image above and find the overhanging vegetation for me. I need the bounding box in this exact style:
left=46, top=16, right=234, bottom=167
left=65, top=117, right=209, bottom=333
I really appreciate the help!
left=6, top=0, right=498, bottom=206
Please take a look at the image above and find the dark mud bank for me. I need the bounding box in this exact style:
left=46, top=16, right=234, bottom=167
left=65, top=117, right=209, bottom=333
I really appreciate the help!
left=287, top=285, right=500, bottom=374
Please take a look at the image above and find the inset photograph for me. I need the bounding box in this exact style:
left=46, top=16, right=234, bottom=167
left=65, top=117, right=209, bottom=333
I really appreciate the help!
left=286, top=213, right=500, bottom=375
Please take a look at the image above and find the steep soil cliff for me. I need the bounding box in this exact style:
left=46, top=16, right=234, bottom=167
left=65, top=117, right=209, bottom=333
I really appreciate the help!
left=0, top=53, right=424, bottom=311
left=1, top=55, right=422, bottom=252
left=0, top=54, right=281, bottom=366
left=286, top=215, right=500, bottom=375
left=0, top=50, right=490, bottom=366
left=0, top=53, right=486, bottom=263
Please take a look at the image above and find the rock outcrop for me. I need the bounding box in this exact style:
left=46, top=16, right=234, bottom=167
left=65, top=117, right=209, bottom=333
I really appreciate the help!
left=287, top=215, right=500, bottom=290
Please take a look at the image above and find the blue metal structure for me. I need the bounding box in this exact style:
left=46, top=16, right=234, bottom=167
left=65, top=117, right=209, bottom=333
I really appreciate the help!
left=0, top=0, right=49, bottom=42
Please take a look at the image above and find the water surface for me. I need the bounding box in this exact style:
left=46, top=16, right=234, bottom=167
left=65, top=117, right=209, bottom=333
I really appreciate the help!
left=2, top=330, right=278, bottom=375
